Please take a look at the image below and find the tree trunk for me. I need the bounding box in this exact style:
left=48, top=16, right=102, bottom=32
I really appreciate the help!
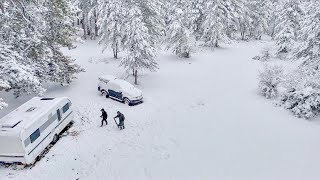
left=270, top=24, right=275, bottom=39
left=215, top=40, right=218, bottom=47
left=94, top=9, right=99, bottom=36
left=95, top=24, right=99, bottom=36
left=185, top=52, right=190, bottom=58
left=134, top=70, right=138, bottom=85
left=0, top=3, right=4, bottom=14
left=113, top=43, right=118, bottom=59
left=82, top=14, right=87, bottom=40
left=77, top=12, right=80, bottom=25
left=241, top=30, right=245, bottom=40
left=90, top=19, right=95, bottom=40
left=271, top=31, right=275, bottom=40
left=87, top=27, right=91, bottom=36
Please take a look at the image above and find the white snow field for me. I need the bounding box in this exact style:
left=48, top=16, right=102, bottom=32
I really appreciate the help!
left=1, top=40, right=320, bottom=180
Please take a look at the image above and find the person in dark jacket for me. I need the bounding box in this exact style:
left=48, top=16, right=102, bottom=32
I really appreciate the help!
left=100, top=108, right=108, bottom=126
left=114, top=111, right=125, bottom=130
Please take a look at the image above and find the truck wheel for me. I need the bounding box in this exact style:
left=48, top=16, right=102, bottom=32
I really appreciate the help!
left=52, top=134, right=59, bottom=144
left=124, top=98, right=130, bottom=106
left=101, top=90, right=109, bottom=98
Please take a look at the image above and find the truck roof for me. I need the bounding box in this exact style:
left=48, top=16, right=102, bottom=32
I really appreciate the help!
left=111, top=79, right=134, bottom=90
left=0, top=97, right=69, bottom=137
left=98, top=75, right=117, bottom=82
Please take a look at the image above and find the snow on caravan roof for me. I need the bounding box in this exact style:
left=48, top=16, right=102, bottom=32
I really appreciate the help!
left=0, top=97, right=67, bottom=136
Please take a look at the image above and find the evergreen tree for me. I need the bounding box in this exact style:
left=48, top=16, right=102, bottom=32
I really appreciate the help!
left=75, top=0, right=97, bottom=39
left=248, top=0, right=272, bottom=40
left=120, top=0, right=161, bottom=84
left=166, top=0, right=197, bottom=58
left=191, top=0, right=206, bottom=40
left=201, top=0, right=242, bottom=47
left=226, top=0, right=245, bottom=39
left=268, top=0, right=281, bottom=38
left=88, top=0, right=99, bottom=40
left=0, top=0, right=82, bottom=107
left=296, top=0, right=320, bottom=73
left=0, top=0, right=46, bottom=99
left=237, top=1, right=253, bottom=40
left=98, top=0, right=126, bottom=59
left=275, top=0, right=303, bottom=54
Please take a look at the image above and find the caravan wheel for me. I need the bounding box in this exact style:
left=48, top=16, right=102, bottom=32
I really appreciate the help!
left=52, top=134, right=59, bottom=144
left=36, top=156, right=41, bottom=162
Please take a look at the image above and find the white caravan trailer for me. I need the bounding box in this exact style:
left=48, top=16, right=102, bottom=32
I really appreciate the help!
left=0, top=97, right=74, bottom=165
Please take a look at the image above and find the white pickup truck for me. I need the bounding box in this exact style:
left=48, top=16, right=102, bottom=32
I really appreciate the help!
left=98, top=75, right=143, bottom=106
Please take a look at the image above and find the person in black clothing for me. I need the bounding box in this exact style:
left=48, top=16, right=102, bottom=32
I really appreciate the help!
left=100, top=108, right=108, bottom=126
left=114, top=111, right=125, bottom=130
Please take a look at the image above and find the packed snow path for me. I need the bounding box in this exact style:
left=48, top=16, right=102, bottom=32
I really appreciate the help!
left=1, top=41, right=320, bottom=180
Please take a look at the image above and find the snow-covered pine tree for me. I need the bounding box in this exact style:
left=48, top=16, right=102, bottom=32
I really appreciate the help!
left=0, top=1, right=45, bottom=101
left=166, top=0, right=197, bottom=58
left=88, top=0, right=99, bottom=40
left=274, top=0, right=303, bottom=54
left=268, top=0, right=281, bottom=38
left=75, top=0, right=97, bottom=39
left=40, top=0, right=83, bottom=85
left=0, top=0, right=82, bottom=107
left=191, top=0, right=206, bottom=40
left=138, top=0, right=164, bottom=46
left=198, top=0, right=248, bottom=41
left=0, top=44, right=45, bottom=98
left=296, top=0, right=320, bottom=68
left=0, top=19, right=9, bottom=110
left=98, top=0, right=161, bottom=83
left=98, top=0, right=126, bottom=59
left=201, top=0, right=242, bottom=47
left=237, top=1, right=253, bottom=40
left=87, top=10, right=97, bottom=39
left=120, top=1, right=160, bottom=84
left=0, top=0, right=46, bottom=99
left=226, top=0, right=245, bottom=39
left=248, top=0, right=272, bottom=40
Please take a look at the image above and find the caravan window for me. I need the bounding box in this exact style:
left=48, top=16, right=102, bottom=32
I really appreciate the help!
left=30, top=129, right=40, bottom=143
left=40, top=113, right=58, bottom=132
left=62, top=103, right=69, bottom=113
left=57, top=109, right=62, bottom=121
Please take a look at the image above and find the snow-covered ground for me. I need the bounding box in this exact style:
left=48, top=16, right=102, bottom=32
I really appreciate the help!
left=1, top=40, right=320, bottom=180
